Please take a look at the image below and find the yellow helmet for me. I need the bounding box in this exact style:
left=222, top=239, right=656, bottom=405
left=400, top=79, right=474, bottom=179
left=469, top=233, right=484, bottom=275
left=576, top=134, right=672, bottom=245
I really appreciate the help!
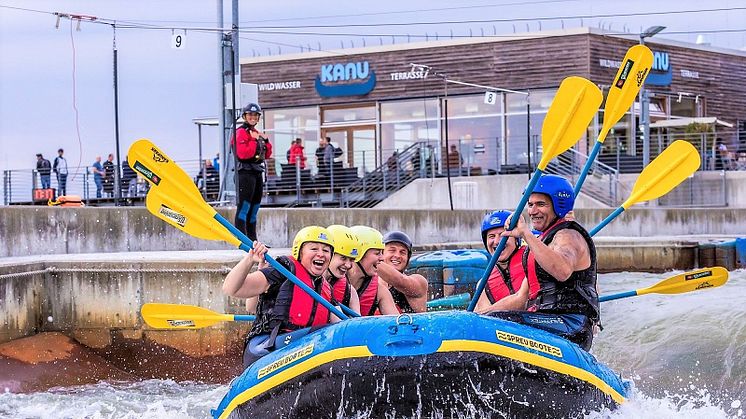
left=350, top=225, right=384, bottom=260
left=292, top=226, right=335, bottom=260
left=326, top=225, right=361, bottom=261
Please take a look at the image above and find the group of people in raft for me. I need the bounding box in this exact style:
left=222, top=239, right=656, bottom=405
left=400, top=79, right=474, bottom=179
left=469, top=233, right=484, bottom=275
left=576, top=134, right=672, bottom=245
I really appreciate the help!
left=222, top=174, right=599, bottom=367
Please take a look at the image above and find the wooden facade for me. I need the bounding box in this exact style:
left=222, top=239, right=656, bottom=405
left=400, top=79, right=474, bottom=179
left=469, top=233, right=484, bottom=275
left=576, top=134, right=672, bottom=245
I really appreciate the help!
left=240, top=28, right=746, bottom=125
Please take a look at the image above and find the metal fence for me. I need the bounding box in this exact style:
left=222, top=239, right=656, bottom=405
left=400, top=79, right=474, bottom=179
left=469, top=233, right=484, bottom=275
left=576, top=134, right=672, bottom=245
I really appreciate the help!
left=4, top=129, right=744, bottom=207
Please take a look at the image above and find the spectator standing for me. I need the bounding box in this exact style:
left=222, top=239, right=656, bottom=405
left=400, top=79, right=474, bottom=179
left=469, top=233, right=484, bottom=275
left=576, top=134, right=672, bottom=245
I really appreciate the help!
left=716, top=138, right=731, bottom=171
left=53, top=148, right=68, bottom=196
left=323, top=137, right=335, bottom=172
left=91, top=156, right=104, bottom=198
left=447, top=144, right=463, bottom=168
left=121, top=158, right=137, bottom=197
left=231, top=103, right=273, bottom=241
left=213, top=153, right=220, bottom=173
left=102, top=154, right=115, bottom=197
left=36, top=153, right=52, bottom=189
left=314, top=138, right=328, bottom=176
left=288, top=138, right=307, bottom=169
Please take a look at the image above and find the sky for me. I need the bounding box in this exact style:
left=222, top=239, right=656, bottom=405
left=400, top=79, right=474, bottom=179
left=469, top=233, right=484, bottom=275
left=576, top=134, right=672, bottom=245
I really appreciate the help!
left=1, top=0, right=746, bottom=184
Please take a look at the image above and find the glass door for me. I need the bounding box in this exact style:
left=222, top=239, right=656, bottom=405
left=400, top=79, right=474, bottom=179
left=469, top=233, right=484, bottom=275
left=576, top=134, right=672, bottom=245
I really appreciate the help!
left=322, top=126, right=376, bottom=175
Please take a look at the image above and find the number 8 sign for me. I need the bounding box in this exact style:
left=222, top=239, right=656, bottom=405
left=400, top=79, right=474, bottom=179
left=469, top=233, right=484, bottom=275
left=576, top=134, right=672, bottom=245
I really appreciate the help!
left=172, top=33, right=185, bottom=50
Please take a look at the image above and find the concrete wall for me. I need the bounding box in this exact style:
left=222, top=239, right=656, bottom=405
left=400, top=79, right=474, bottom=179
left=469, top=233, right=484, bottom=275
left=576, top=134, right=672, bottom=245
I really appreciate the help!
left=0, top=256, right=246, bottom=348
left=378, top=171, right=746, bottom=210
left=2, top=206, right=746, bottom=257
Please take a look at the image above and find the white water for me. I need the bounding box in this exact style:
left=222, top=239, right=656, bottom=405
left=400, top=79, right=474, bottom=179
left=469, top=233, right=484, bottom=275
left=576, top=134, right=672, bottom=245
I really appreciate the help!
left=1, top=271, right=744, bottom=419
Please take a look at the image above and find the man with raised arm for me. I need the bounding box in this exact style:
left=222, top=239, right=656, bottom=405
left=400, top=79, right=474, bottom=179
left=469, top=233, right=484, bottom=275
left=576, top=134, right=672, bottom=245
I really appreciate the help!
left=378, top=231, right=428, bottom=313
left=499, top=174, right=599, bottom=350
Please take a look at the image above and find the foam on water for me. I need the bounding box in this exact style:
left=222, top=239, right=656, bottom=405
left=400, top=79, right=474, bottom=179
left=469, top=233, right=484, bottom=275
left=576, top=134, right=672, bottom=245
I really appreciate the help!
left=0, top=380, right=225, bottom=419
left=2, top=271, right=744, bottom=418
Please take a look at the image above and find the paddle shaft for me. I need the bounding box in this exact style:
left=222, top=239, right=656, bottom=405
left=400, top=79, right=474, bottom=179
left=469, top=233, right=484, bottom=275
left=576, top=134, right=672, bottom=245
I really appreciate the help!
left=214, top=215, right=357, bottom=320
left=599, top=290, right=636, bottom=302
left=573, top=140, right=604, bottom=197
left=467, top=169, right=544, bottom=311
left=589, top=206, right=625, bottom=237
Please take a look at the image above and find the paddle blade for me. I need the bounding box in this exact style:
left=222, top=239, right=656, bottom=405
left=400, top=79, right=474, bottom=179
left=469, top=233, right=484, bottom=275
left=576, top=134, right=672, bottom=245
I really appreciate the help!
left=622, top=140, right=701, bottom=209
left=146, top=188, right=242, bottom=247
left=599, top=45, right=653, bottom=143
left=128, top=138, right=206, bottom=200
left=427, top=293, right=470, bottom=310
left=539, top=76, right=603, bottom=169
left=638, top=267, right=728, bottom=296
left=141, top=303, right=232, bottom=329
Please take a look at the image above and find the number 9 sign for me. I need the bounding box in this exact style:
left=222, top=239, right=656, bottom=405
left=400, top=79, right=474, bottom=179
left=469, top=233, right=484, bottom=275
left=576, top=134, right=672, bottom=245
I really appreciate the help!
left=172, top=33, right=185, bottom=50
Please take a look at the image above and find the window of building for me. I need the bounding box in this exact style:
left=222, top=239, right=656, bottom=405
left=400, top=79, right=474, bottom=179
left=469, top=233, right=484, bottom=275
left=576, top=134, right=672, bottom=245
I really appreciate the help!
left=443, top=94, right=503, bottom=174
left=263, top=107, right=319, bottom=175
left=380, top=98, right=439, bottom=159
left=322, top=105, right=376, bottom=124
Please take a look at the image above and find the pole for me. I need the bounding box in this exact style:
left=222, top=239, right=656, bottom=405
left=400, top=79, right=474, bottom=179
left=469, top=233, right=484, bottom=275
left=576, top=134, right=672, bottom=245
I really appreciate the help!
left=444, top=94, right=454, bottom=211
left=640, top=35, right=650, bottom=169
left=112, top=25, right=122, bottom=205
left=526, top=92, right=531, bottom=176
left=198, top=124, right=206, bottom=199
left=217, top=0, right=226, bottom=200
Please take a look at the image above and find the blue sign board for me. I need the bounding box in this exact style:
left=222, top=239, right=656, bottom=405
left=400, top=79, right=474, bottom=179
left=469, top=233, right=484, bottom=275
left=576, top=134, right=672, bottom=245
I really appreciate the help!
left=646, top=51, right=672, bottom=86
left=315, top=61, right=377, bottom=97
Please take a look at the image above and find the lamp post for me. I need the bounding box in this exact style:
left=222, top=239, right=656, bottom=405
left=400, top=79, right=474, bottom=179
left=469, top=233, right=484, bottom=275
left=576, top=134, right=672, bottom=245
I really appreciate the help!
left=639, top=25, right=666, bottom=168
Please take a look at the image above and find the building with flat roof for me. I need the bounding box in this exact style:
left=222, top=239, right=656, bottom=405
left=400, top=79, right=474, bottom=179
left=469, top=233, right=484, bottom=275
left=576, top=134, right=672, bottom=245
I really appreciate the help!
left=240, top=27, right=746, bottom=183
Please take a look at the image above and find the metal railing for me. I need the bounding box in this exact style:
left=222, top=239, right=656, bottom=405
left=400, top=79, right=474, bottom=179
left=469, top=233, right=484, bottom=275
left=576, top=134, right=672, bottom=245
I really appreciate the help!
left=340, top=142, right=436, bottom=208
left=545, top=148, right=626, bottom=206
left=3, top=159, right=215, bottom=206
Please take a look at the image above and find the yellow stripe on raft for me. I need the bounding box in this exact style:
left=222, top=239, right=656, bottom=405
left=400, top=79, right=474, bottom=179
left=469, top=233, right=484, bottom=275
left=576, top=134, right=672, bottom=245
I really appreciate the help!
left=219, top=339, right=625, bottom=418
left=438, top=340, right=626, bottom=404
left=219, top=346, right=373, bottom=419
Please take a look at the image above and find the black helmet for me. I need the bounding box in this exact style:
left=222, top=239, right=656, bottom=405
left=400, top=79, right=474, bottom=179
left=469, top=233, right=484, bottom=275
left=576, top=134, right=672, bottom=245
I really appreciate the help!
left=241, top=103, right=262, bottom=115
left=382, top=231, right=413, bottom=257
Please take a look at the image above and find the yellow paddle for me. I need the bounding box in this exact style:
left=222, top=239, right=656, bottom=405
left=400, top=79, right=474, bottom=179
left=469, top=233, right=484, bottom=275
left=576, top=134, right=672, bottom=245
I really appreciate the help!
left=467, top=76, right=603, bottom=311
left=141, top=303, right=255, bottom=329
left=599, top=267, right=728, bottom=302
left=574, top=45, right=654, bottom=196
left=590, top=139, right=700, bottom=236
left=143, top=291, right=478, bottom=329
left=128, top=139, right=356, bottom=320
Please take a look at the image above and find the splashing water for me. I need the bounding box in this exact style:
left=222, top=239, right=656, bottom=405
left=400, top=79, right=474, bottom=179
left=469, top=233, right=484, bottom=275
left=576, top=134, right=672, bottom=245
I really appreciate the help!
left=1, top=271, right=744, bottom=418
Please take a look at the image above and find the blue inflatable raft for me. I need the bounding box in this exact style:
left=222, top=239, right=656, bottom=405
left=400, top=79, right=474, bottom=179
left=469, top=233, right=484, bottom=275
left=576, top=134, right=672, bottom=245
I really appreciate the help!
left=212, top=311, right=628, bottom=418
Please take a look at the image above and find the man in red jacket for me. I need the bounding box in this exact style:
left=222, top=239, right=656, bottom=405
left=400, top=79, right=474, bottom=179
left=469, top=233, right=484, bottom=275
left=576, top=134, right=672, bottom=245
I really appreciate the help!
left=231, top=103, right=273, bottom=241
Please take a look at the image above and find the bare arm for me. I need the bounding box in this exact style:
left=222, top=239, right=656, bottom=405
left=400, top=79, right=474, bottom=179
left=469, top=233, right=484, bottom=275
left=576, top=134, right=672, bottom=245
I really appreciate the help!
left=222, top=243, right=270, bottom=298
left=348, top=286, right=361, bottom=315
left=503, top=217, right=589, bottom=282
left=377, top=262, right=428, bottom=300
left=245, top=297, right=258, bottom=314
left=376, top=283, right=401, bottom=315
left=475, top=279, right=529, bottom=314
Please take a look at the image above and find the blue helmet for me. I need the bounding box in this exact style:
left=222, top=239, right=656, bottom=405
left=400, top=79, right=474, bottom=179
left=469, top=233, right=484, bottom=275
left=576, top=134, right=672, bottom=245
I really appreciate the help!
left=480, top=210, right=512, bottom=249
left=242, top=103, right=262, bottom=115
left=532, top=174, right=574, bottom=218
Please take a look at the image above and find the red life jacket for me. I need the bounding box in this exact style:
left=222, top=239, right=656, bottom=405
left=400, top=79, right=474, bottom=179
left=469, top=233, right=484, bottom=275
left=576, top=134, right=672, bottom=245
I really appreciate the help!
left=356, top=274, right=380, bottom=316
left=231, top=124, right=273, bottom=163
left=287, top=257, right=333, bottom=328
left=329, top=275, right=352, bottom=308
left=485, top=248, right=531, bottom=304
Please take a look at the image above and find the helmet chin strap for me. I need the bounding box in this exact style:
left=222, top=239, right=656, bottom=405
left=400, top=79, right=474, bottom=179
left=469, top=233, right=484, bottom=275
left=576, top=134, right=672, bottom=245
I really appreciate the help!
left=356, top=261, right=372, bottom=279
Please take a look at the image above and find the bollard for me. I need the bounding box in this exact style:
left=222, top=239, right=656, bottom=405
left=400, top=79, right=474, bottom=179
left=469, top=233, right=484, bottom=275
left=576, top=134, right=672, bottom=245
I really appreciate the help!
left=736, top=238, right=746, bottom=269
left=714, top=242, right=736, bottom=271
left=698, top=243, right=715, bottom=268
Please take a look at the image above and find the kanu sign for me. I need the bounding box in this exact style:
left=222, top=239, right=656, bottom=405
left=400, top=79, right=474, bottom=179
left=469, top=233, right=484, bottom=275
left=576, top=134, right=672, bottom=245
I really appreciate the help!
left=600, top=51, right=673, bottom=86
left=314, top=61, right=377, bottom=97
